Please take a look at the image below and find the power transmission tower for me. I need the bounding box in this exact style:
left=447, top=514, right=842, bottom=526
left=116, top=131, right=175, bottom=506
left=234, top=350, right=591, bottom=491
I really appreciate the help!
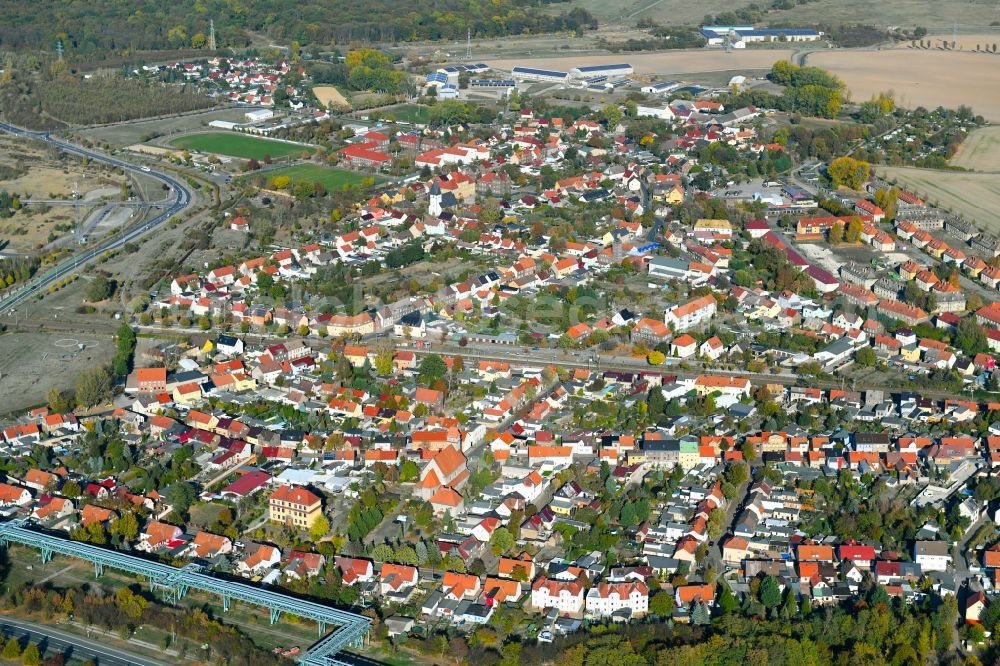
left=209, top=19, right=217, bottom=51
left=466, top=27, right=471, bottom=60
left=55, top=39, right=64, bottom=61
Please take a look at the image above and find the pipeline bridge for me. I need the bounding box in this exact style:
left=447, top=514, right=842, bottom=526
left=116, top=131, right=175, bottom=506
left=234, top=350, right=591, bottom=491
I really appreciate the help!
left=0, top=519, right=370, bottom=666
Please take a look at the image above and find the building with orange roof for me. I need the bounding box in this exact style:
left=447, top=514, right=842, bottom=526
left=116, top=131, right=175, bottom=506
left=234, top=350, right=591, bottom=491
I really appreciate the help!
left=665, top=294, right=717, bottom=331
left=797, top=544, right=834, bottom=562
left=380, top=563, right=419, bottom=598
left=416, top=446, right=469, bottom=501
left=693, top=374, right=751, bottom=397
left=443, top=572, right=482, bottom=601
left=531, top=576, right=585, bottom=615
left=268, top=485, right=323, bottom=529
left=586, top=581, right=649, bottom=619
left=675, top=583, right=715, bottom=607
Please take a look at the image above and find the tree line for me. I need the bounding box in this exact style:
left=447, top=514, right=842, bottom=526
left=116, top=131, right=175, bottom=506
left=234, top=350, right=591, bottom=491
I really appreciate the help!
left=0, top=0, right=598, bottom=60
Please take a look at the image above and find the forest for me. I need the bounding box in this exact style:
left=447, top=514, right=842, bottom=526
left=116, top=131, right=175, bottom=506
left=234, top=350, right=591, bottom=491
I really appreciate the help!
left=0, top=0, right=598, bottom=60
left=0, top=59, right=212, bottom=129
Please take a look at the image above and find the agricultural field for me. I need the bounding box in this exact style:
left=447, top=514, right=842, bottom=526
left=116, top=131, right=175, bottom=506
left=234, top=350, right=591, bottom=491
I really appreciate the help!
left=78, top=108, right=250, bottom=148
left=313, top=86, right=351, bottom=110
left=262, top=164, right=376, bottom=191
left=950, top=126, right=1000, bottom=172
left=878, top=165, right=1000, bottom=233
left=768, top=1, right=1000, bottom=29
left=808, top=49, right=1000, bottom=121
left=169, top=132, right=314, bottom=160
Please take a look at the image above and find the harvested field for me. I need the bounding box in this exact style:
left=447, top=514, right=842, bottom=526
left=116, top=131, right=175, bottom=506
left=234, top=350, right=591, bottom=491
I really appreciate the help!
left=490, top=49, right=794, bottom=76
left=808, top=50, right=1000, bottom=121
left=771, top=1, right=1000, bottom=29
left=951, top=126, right=1000, bottom=172
left=170, top=132, right=314, bottom=160
left=313, top=86, right=351, bottom=110
left=878, top=166, right=1000, bottom=234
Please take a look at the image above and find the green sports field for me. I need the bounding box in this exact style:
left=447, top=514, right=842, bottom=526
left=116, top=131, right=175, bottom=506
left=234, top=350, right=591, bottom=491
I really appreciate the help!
left=384, top=104, right=432, bottom=125
left=263, top=164, right=379, bottom=190
left=169, top=132, right=314, bottom=160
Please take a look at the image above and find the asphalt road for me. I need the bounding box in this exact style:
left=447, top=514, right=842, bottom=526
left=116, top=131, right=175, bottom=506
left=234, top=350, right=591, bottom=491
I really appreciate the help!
left=0, top=617, right=171, bottom=666
left=0, top=122, right=195, bottom=314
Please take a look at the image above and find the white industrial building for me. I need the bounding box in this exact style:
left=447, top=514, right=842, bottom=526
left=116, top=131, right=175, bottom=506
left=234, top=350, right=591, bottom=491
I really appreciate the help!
left=244, top=108, right=274, bottom=123
left=568, top=63, right=633, bottom=79
left=511, top=66, right=569, bottom=83
left=640, top=80, right=680, bottom=95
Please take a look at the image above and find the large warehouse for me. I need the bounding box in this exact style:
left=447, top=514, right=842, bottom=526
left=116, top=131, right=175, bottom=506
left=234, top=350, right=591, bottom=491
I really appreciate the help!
left=568, top=63, right=633, bottom=79
left=511, top=66, right=569, bottom=83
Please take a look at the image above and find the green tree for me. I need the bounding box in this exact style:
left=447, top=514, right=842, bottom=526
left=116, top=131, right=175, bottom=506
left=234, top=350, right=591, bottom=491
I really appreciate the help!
left=20, top=644, right=39, bottom=666
left=114, top=511, right=139, bottom=541
left=372, top=543, right=393, bottom=562
left=691, top=601, right=710, bottom=625
left=718, top=581, right=739, bottom=614
left=418, top=354, right=447, bottom=383
left=760, top=575, right=782, bottom=609
left=84, top=275, right=112, bottom=302
left=855, top=346, right=877, bottom=367
left=374, top=352, right=394, bottom=376
left=166, top=481, right=197, bottom=517
left=74, top=366, right=112, bottom=408
left=649, top=591, right=675, bottom=616
left=310, top=515, right=330, bottom=542
left=490, top=527, right=514, bottom=555
left=2, top=638, right=21, bottom=660
left=602, top=104, right=623, bottom=130
left=399, top=460, right=419, bottom=482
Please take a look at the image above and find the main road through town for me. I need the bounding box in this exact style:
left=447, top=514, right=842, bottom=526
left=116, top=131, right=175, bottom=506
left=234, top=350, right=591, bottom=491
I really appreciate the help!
left=0, top=122, right=195, bottom=314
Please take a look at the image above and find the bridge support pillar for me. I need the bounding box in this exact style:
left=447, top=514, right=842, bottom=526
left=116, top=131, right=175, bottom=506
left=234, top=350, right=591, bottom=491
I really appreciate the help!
left=40, top=548, right=52, bottom=564
left=222, top=595, right=230, bottom=612
left=270, top=608, right=281, bottom=624
left=318, top=621, right=326, bottom=636
left=94, top=561, right=104, bottom=578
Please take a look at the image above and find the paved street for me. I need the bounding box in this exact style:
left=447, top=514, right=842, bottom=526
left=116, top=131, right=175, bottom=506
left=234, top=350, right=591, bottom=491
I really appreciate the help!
left=0, top=617, right=171, bottom=666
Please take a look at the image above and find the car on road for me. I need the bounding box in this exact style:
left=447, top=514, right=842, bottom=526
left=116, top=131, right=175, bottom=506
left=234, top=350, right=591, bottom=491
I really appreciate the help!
left=140, top=166, right=151, bottom=172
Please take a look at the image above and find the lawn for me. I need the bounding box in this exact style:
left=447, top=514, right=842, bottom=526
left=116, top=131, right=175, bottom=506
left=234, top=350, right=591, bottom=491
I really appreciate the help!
left=263, top=164, right=379, bottom=190
left=385, top=104, right=432, bottom=125
left=170, top=132, right=314, bottom=160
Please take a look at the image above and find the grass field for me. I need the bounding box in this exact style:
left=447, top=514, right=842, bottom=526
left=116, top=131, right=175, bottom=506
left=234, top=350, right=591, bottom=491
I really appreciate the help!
left=263, top=164, right=376, bottom=190
left=385, top=104, right=432, bottom=125
left=951, top=126, right=1000, bottom=172
left=170, top=132, right=313, bottom=160
left=879, top=165, right=1000, bottom=233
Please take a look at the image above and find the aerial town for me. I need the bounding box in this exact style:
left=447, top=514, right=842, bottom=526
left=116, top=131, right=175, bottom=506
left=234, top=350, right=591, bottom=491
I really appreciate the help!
left=2, top=3, right=1000, bottom=666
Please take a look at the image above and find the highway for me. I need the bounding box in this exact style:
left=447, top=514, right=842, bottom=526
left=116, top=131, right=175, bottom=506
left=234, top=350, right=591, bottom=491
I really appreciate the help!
left=0, top=122, right=195, bottom=314
left=0, top=617, right=170, bottom=666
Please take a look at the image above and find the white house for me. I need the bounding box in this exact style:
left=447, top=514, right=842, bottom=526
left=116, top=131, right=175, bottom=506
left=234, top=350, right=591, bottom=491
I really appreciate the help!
left=531, top=577, right=585, bottom=615
left=914, top=541, right=952, bottom=572
left=665, top=295, right=717, bottom=331
left=585, top=581, right=649, bottom=619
